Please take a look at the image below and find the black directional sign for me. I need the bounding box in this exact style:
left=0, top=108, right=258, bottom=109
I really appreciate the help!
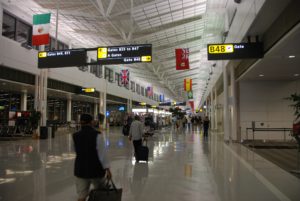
left=97, top=44, right=152, bottom=64
left=38, top=49, right=86, bottom=68
left=207, top=43, right=263, bottom=60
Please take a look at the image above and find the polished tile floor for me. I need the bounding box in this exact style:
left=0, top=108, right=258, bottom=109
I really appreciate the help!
left=0, top=126, right=300, bottom=201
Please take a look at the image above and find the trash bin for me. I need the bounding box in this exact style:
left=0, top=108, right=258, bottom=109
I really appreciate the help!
left=40, top=126, right=48, bottom=139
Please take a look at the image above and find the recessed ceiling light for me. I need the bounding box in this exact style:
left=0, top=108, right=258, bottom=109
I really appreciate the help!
left=289, top=55, right=296, bottom=58
left=294, top=74, right=299, bottom=77
left=259, top=74, right=264, bottom=77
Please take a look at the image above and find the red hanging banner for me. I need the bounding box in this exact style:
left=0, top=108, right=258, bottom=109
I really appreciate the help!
left=175, top=48, right=190, bottom=70
left=189, top=101, right=194, bottom=112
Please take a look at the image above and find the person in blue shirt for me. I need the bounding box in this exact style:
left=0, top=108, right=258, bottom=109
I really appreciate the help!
left=73, top=114, right=112, bottom=201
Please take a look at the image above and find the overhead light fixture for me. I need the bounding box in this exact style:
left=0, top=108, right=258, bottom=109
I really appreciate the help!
left=259, top=74, right=264, bottom=77
left=294, top=74, right=299, bottom=77
left=289, top=55, right=296, bottom=58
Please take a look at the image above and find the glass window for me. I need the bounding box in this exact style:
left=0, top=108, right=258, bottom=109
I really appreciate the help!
left=131, top=81, right=135, bottom=92
left=58, top=41, right=64, bottom=50
left=115, top=73, right=122, bottom=86
left=109, top=69, right=114, bottom=82
left=141, top=87, right=145, bottom=96
left=105, top=67, right=110, bottom=80
left=50, top=37, right=56, bottom=50
left=2, top=12, right=16, bottom=40
left=136, top=84, right=140, bottom=94
left=16, top=20, right=31, bottom=44
left=47, top=98, right=67, bottom=122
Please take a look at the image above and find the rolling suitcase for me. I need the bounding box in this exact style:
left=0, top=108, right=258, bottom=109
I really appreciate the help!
left=136, top=140, right=149, bottom=162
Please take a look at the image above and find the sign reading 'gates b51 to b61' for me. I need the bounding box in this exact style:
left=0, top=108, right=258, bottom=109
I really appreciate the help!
left=38, top=49, right=86, bottom=68
left=207, top=43, right=263, bottom=60
left=97, top=44, right=152, bottom=64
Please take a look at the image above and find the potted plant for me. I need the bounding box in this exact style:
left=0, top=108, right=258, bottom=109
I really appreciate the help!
left=29, top=110, right=41, bottom=139
left=286, top=93, right=300, bottom=151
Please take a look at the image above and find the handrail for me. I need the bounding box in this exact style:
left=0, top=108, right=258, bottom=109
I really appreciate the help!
left=246, top=127, right=293, bottom=142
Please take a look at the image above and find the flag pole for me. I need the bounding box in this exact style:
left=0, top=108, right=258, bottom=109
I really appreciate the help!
left=55, top=0, right=59, bottom=49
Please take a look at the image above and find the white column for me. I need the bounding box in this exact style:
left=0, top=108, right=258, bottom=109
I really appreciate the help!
left=94, top=102, right=98, bottom=119
left=205, top=99, right=208, bottom=116
left=38, top=46, right=48, bottom=127
left=127, top=99, right=132, bottom=113
left=230, top=65, right=238, bottom=142
left=103, top=92, right=107, bottom=129
left=0, top=3, right=3, bottom=34
left=223, top=64, right=230, bottom=142
left=66, top=98, right=71, bottom=122
left=100, top=92, right=106, bottom=129
left=34, top=75, right=39, bottom=110
left=214, top=87, right=218, bottom=131
left=210, top=91, right=214, bottom=130
left=21, top=91, right=27, bottom=111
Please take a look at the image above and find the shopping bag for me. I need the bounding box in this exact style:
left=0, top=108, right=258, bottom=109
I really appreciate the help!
left=88, top=179, right=122, bottom=201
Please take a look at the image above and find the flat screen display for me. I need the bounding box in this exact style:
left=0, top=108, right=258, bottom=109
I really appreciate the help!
left=38, top=49, right=86, bottom=68
left=97, top=44, right=152, bottom=64
left=207, top=43, right=263, bottom=60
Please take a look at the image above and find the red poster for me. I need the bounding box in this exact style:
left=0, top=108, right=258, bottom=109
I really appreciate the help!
left=176, top=48, right=190, bottom=70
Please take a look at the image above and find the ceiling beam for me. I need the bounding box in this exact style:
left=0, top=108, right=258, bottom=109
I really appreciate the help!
left=154, top=36, right=202, bottom=51
left=133, top=16, right=203, bottom=41
left=106, top=0, right=117, bottom=17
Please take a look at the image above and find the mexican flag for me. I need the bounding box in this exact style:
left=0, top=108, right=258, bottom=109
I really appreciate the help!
left=32, top=13, right=51, bottom=46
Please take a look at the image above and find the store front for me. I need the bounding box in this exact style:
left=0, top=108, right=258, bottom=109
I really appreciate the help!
left=0, top=91, right=34, bottom=125
left=47, top=97, right=67, bottom=123
left=71, top=101, right=94, bottom=122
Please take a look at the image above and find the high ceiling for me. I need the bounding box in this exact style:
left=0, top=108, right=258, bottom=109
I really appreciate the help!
left=3, top=0, right=227, bottom=105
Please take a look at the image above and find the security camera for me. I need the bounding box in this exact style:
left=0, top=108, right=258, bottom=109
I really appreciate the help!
left=234, top=0, right=241, bottom=3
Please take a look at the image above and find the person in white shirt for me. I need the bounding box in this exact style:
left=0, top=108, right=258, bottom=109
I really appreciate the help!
left=129, top=115, right=144, bottom=161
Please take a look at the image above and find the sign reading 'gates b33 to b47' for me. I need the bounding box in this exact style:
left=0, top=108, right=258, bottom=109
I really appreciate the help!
left=97, top=44, right=152, bottom=64
left=207, top=43, right=263, bottom=60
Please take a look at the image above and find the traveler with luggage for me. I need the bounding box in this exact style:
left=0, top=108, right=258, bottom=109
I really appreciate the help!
left=73, top=114, right=112, bottom=201
left=203, top=116, right=210, bottom=138
left=128, top=115, right=145, bottom=162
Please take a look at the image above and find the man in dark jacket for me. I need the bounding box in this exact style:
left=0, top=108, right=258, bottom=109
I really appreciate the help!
left=203, top=116, right=210, bottom=138
left=73, top=114, right=112, bottom=201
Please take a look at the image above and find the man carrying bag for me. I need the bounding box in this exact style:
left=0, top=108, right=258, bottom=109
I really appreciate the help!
left=73, top=114, right=121, bottom=201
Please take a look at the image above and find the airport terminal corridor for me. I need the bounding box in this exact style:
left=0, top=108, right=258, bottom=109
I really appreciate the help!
left=0, top=127, right=299, bottom=201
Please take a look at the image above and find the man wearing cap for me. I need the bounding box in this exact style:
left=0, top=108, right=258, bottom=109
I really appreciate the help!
left=73, top=113, right=112, bottom=201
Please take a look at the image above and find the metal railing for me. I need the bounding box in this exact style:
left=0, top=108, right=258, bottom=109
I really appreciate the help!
left=246, top=127, right=293, bottom=141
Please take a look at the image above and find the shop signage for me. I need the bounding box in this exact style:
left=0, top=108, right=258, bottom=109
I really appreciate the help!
left=38, top=49, right=86, bottom=68
left=97, top=44, right=152, bottom=64
left=207, top=42, right=263, bottom=60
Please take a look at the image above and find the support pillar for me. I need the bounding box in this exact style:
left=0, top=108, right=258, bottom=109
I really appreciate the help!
left=127, top=99, right=132, bottom=113
left=34, top=75, right=39, bottom=110
left=223, top=64, right=230, bottom=142
left=94, top=102, right=98, bottom=119
left=214, top=87, right=218, bottom=131
left=38, top=46, right=48, bottom=127
left=230, top=65, right=238, bottom=142
left=210, top=91, right=214, bottom=130
left=66, top=98, right=71, bottom=122
left=100, top=92, right=106, bottom=129
left=21, top=91, right=27, bottom=111
left=0, top=3, right=3, bottom=34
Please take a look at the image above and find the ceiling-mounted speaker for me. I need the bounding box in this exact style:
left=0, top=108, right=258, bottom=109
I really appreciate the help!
left=234, top=0, right=241, bottom=3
